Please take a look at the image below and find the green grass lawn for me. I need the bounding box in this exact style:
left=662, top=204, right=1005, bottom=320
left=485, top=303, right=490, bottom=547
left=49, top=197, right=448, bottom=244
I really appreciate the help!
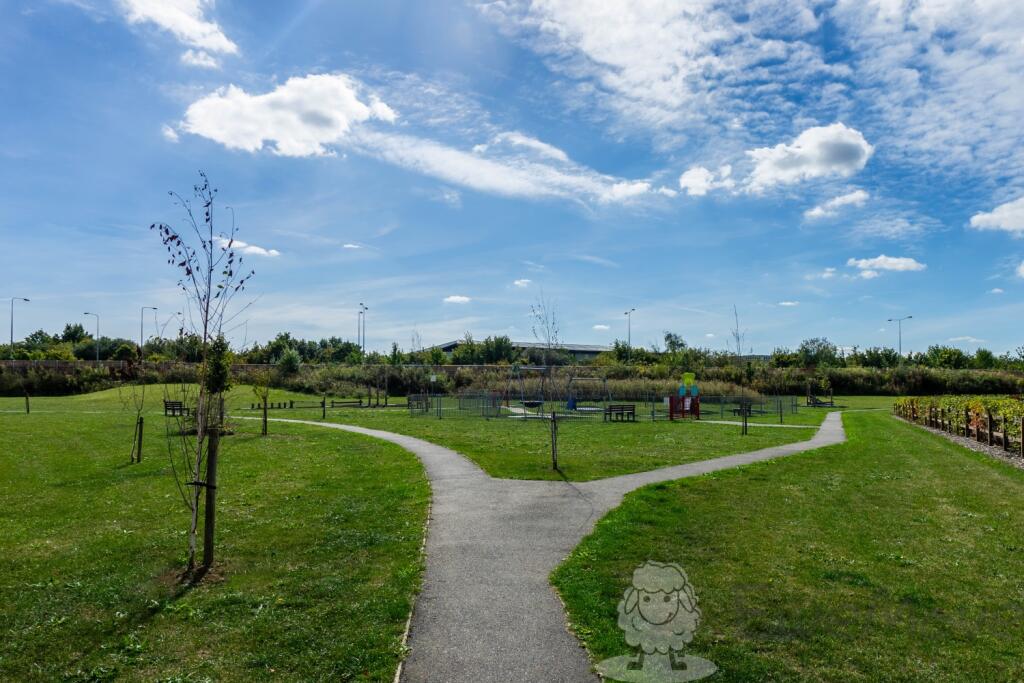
left=311, top=407, right=812, bottom=481
left=552, top=411, right=1024, bottom=682
left=0, top=391, right=429, bottom=681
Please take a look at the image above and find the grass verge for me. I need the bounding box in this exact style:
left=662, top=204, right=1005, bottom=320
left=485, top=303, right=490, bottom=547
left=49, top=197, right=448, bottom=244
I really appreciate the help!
left=552, top=411, right=1024, bottom=681
left=0, top=397, right=429, bottom=681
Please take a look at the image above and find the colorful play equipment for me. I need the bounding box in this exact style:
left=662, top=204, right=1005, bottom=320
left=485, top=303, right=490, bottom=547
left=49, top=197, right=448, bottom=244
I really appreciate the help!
left=668, top=374, right=701, bottom=420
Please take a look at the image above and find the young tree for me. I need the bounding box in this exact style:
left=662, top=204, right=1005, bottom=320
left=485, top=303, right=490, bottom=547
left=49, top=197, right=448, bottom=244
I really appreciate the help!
left=152, top=172, right=253, bottom=574
left=530, top=291, right=560, bottom=366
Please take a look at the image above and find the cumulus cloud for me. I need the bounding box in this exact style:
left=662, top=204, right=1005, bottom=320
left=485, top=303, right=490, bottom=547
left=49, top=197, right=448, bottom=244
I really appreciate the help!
left=182, top=74, right=396, bottom=157
left=180, top=48, right=219, bottom=69
left=593, top=324, right=610, bottom=331
left=969, top=197, right=1024, bottom=235
left=804, top=189, right=869, bottom=220
left=847, top=255, right=926, bottom=275
left=214, top=236, right=279, bottom=257
left=513, top=279, right=531, bottom=288
left=777, top=301, right=799, bottom=307
left=805, top=267, right=836, bottom=280
left=747, top=123, right=873, bottom=191
left=678, top=165, right=733, bottom=196
left=180, top=73, right=664, bottom=206
left=443, top=295, right=471, bottom=304
left=161, top=124, right=179, bottom=142
left=118, top=0, right=237, bottom=62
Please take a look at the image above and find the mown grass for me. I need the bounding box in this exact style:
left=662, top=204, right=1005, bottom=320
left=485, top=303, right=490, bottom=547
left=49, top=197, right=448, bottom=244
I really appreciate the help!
left=552, top=411, right=1024, bottom=682
left=0, top=390, right=429, bottom=681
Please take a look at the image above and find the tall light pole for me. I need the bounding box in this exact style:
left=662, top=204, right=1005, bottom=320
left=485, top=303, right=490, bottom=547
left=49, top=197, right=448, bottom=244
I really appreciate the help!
left=624, top=308, right=636, bottom=363
left=9, top=297, right=29, bottom=360
left=358, top=302, right=368, bottom=356
left=84, top=312, right=100, bottom=362
left=140, top=306, right=158, bottom=356
left=887, top=315, right=913, bottom=361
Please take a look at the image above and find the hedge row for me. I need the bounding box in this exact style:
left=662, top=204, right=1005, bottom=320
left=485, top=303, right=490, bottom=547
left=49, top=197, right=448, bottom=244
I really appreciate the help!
left=894, top=395, right=1024, bottom=444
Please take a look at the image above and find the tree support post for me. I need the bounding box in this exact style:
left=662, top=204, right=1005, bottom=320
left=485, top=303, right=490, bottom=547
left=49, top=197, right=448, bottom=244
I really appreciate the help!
left=262, top=396, right=268, bottom=436
left=202, top=427, right=220, bottom=569
left=135, top=416, right=144, bottom=463
left=550, top=411, right=558, bottom=470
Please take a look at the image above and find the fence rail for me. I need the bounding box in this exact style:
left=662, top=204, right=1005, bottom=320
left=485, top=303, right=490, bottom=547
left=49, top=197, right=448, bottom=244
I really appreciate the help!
left=894, top=400, right=1024, bottom=458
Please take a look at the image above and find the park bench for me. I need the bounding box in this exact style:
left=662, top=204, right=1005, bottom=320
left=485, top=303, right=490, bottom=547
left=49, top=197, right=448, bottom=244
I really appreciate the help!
left=163, top=400, right=189, bottom=417
left=604, top=404, right=636, bottom=422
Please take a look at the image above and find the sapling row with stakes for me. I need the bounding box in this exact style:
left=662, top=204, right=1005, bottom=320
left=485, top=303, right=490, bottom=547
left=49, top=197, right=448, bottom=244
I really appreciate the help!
left=152, top=172, right=254, bottom=578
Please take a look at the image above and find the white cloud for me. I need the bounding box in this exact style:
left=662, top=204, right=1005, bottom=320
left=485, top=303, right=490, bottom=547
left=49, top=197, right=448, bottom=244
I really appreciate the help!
left=181, top=73, right=660, bottom=205
left=161, top=124, right=179, bottom=143
left=592, top=324, right=610, bottom=331
left=342, top=243, right=362, bottom=250
left=705, top=333, right=715, bottom=338
left=572, top=254, right=619, bottom=268
left=970, top=197, right=1024, bottom=235
left=805, top=267, right=837, bottom=280
left=847, top=254, right=926, bottom=274
left=1018, top=261, right=1024, bottom=279
left=180, top=48, right=219, bottom=69
left=678, top=165, right=734, bottom=196
left=949, top=336, right=985, bottom=344
left=859, top=269, right=880, bottom=279
left=804, top=189, right=869, bottom=220
left=487, top=132, right=569, bottom=162
left=747, top=123, right=873, bottom=192
left=513, top=279, right=531, bottom=288
left=443, top=295, right=471, bottom=304
left=182, top=74, right=396, bottom=157
left=990, top=288, right=1005, bottom=294
left=117, top=0, right=237, bottom=56
left=777, top=301, right=799, bottom=307
left=214, top=236, right=280, bottom=257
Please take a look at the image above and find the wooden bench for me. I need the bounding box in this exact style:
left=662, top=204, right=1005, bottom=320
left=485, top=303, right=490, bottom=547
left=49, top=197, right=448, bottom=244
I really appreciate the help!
left=163, top=400, right=189, bottom=417
left=604, top=404, right=636, bottom=422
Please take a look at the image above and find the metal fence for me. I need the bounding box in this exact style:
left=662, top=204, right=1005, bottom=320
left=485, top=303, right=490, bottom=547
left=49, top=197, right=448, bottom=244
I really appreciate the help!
left=407, top=393, right=801, bottom=423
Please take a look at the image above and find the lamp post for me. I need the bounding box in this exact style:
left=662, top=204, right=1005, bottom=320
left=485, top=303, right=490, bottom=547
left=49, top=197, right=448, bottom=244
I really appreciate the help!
left=84, top=312, right=100, bottom=362
left=140, top=306, right=157, bottom=356
left=9, top=297, right=29, bottom=360
left=358, top=302, right=368, bottom=356
left=887, top=315, right=913, bottom=361
left=624, top=308, right=636, bottom=363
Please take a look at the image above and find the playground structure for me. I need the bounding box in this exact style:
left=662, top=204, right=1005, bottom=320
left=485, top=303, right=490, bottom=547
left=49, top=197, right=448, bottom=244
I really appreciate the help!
left=806, top=382, right=835, bottom=407
left=406, top=366, right=802, bottom=424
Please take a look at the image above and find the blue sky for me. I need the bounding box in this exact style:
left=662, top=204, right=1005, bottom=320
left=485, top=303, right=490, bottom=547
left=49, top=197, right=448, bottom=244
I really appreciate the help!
left=2, top=0, right=1023, bottom=354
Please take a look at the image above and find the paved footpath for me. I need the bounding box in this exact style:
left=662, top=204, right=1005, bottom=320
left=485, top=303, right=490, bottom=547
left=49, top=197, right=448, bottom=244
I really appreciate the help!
left=269, top=412, right=845, bottom=682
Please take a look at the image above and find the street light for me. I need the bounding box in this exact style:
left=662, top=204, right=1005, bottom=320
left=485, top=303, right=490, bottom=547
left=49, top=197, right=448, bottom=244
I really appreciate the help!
left=624, top=308, right=636, bottom=363
left=886, top=315, right=913, bottom=360
left=358, top=302, right=369, bottom=356
left=9, top=297, right=29, bottom=360
left=84, top=312, right=100, bottom=362
left=140, top=306, right=158, bottom=355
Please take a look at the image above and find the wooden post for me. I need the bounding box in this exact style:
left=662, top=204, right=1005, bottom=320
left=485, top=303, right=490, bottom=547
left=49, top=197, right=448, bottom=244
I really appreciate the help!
left=965, top=409, right=970, bottom=438
left=136, top=416, right=144, bottom=462
left=261, top=395, right=268, bottom=436
left=322, top=394, right=326, bottom=419
left=1003, top=414, right=1010, bottom=451
left=779, top=398, right=783, bottom=424
left=202, top=426, right=220, bottom=569
left=1020, top=416, right=1023, bottom=459
left=987, top=411, right=994, bottom=446
left=25, top=394, right=30, bottom=414
left=742, top=406, right=749, bottom=435
left=550, top=412, right=558, bottom=470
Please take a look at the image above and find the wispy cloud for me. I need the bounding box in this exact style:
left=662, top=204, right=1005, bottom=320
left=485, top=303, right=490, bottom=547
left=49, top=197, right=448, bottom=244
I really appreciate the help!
left=513, top=279, right=531, bottom=288
left=990, top=288, right=1005, bottom=294
left=805, top=267, right=836, bottom=280
left=805, top=189, right=869, bottom=220
left=342, top=243, right=362, bottom=249
left=571, top=254, right=619, bottom=268
left=443, top=295, right=471, bottom=304
left=949, top=336, right=985, bottom=344
left=777, top=301, right=799, bottom=307
left=592, top=324, right=610, bottom=331
left=214, top=236, right=280, bottom=257
left=161, top=124, right=179, bottom=143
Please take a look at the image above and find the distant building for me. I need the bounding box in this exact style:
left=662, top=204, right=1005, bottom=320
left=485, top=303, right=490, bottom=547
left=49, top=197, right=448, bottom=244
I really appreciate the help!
left=432, top=339, right=611, bottom=362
